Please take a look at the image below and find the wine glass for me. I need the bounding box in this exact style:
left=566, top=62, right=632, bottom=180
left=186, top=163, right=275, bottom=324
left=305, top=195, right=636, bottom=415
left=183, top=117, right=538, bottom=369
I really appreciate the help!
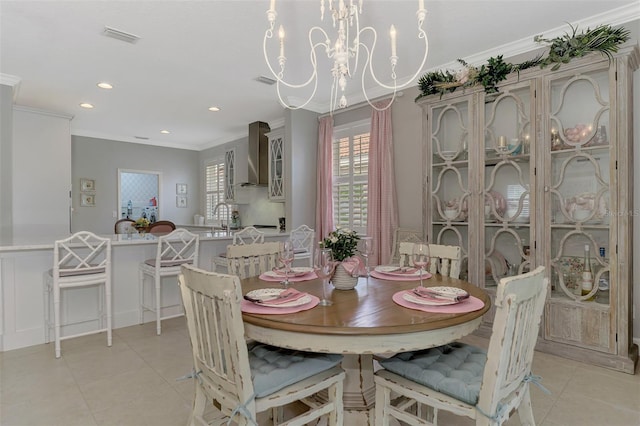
left=314, top=248, right=334, bottom=306
left=359, top=236, right=374, bottom=277
left=412, top=243, right=430, bottom=288
left=278, top=240, right=294, bottom=288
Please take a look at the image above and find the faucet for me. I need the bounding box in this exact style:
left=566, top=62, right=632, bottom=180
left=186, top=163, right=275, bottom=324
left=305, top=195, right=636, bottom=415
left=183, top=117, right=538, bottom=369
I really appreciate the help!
left=213, top=202, right=231, bottom=230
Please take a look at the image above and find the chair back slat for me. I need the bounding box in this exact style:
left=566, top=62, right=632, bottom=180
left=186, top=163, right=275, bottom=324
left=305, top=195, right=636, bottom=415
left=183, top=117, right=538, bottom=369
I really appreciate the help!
left=179, top=266, right=256, bottom=417
left=398, top=242, right=462, bottom=279
left=226, top=242, right=280, bottom=279
left=390, top=228, right=423, bottom=264
left=477, top=266, right=548, bottom=418
left=232, top=226, right=265, bottom=245
left=156, top=229, right=199, bottom=268
left=290, top=224, right=315, bottom=267
left=54, top=232, right=111, bottom=274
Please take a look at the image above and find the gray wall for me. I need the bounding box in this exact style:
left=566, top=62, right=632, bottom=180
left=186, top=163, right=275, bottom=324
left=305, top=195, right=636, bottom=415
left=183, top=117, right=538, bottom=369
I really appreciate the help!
left=0, top=84, right=13, bottom=240
left=72, top=136, right=199, bottom=234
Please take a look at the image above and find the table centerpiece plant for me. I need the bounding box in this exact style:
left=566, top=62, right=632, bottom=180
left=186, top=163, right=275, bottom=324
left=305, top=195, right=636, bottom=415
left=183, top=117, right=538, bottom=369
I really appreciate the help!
left=134, top=217, right=150, bottom=234
left=322, top=228, right=362, bottom=290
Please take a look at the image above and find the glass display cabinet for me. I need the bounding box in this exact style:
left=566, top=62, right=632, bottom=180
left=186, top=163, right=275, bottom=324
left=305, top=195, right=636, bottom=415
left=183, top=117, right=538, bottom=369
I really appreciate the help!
left=267, top=128, right=285, bottom=201
left=419, top=45, right=638, bottom=372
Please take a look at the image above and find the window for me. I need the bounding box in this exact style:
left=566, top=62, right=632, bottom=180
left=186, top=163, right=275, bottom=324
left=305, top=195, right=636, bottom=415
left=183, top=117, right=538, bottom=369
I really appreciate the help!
left=205, top=157, right=229, bottom=223
left=332, top=120, right=369, bottom=235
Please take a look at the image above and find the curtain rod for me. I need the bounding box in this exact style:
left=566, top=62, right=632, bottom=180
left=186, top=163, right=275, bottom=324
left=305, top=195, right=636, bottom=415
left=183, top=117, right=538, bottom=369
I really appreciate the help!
left=318, top=92, right=404, bottom=119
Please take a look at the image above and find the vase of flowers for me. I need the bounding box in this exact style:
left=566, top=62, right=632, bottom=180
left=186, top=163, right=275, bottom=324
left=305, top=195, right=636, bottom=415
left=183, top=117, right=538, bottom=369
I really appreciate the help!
left=134, top=217, right=150, bottom=234
left=322, top=228, right=360, bottom=290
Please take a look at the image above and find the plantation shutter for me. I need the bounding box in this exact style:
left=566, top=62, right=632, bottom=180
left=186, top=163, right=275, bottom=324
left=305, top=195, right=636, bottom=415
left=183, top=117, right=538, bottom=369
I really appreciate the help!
left=332, top=120, right=370, bottom=235
left=205, top=158, right=228, bottom=222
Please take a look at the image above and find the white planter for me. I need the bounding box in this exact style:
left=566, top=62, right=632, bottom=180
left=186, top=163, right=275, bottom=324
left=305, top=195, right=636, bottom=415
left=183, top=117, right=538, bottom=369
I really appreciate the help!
left=331, top=263, right=358, bottom=290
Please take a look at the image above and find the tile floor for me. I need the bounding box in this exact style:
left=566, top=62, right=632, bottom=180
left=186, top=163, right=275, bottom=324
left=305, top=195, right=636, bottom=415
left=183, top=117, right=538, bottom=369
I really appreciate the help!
left=1, top=318, right=638, bottom=426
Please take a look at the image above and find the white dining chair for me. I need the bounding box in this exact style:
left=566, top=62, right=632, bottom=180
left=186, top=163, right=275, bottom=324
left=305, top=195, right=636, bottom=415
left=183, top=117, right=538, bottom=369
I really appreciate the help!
left=374, top=266, right=548, bottom=426
left=290, top=224, right=315, bottom=267
left=390, top=228, right=423, bottom=264
left=178, top=264, right=345, bottom=425
left=398, top=242, right=462, bottom=279
left=43, top=231, right=112, bottom=358
left=212, top=226, right=266, bottom=272
left=226, top=241, right=280, bottom=279
left=139, top=228, right=199, bottom=335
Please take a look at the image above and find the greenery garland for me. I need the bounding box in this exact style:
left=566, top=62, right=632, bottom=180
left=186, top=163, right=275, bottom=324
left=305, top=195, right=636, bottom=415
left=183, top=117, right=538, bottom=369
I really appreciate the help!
left=416, top=24, right=630, bottom=101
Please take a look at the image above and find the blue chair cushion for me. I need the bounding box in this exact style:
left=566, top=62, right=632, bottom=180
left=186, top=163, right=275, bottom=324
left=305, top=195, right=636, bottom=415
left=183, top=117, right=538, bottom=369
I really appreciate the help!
left=248, top=343, right=343, bottom=398
left=379, top=342, right=486, bottom=405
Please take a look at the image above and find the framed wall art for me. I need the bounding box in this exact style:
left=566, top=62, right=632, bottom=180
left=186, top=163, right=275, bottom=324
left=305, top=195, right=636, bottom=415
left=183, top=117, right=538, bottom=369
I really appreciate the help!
left=80, top=193, right=95, bottom=207
left=176, top=195, right=187, bottom=208
left=176, top=183, right=187, bottom=194
left=80, top=178, right=95, bottom=192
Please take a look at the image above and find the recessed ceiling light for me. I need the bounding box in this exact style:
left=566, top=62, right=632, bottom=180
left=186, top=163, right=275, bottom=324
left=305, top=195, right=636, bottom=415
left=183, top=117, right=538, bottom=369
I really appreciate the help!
left=97, top=82, right=113, bottom=89
left=208, top=106, right=221, bottom=112
left=160, top=130, right=170, bottom=134
left=80, top=103, right=94, bottom=109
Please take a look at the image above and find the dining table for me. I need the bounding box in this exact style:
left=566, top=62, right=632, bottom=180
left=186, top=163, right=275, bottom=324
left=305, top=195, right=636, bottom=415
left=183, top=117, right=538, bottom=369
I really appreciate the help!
left=240, top=271, right=491, bottom=425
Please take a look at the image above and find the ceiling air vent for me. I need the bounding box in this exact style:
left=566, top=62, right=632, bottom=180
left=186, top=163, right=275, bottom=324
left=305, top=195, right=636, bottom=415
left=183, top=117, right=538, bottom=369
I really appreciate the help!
left=102, top=26, right=140, bottom=44
left=134, top=136, right=149, bottom=140
left=255, top=76, right=277, bottom=86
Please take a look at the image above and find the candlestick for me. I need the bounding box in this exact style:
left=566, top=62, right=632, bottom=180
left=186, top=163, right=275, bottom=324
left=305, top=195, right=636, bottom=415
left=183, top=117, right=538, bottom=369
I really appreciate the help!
left=498, top=136, right=507, bottom=148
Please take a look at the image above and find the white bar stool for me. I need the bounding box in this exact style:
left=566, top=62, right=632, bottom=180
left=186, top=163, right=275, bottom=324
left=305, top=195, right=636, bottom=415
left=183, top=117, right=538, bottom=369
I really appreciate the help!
left=43, top=231, right=112, bottom=358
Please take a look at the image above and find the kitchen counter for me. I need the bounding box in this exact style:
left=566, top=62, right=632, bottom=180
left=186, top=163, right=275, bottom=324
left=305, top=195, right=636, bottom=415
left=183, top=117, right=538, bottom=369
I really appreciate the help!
left=0, top=229, right=289, bottom=351
left=0, top=229, right=288, bottom=252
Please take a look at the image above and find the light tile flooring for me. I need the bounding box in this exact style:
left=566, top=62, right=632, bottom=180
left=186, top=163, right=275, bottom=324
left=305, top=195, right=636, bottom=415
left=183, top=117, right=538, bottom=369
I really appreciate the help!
left=0, top=318, right=638, bottom=426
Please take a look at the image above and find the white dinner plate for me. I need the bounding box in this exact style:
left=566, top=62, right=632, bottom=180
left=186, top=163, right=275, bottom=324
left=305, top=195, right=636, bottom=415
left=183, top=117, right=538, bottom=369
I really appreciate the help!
left=403, top=291, right=460, bottom=306
left=374, top=266, right=426, bottom=277
left=263, top=267, right=314, bottom=278
left=245, top=288, right=312, bottom=308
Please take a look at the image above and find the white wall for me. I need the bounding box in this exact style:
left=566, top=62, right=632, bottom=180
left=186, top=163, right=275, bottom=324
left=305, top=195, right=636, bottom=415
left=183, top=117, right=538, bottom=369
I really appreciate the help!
left=13, top=107, right=72, bottom=237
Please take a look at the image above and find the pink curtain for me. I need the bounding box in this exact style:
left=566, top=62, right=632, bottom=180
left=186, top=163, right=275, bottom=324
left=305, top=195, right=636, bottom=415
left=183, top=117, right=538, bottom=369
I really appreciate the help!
left=367, top=102, right=398, bottom=265
left=316, top=116, right=334, bottom=242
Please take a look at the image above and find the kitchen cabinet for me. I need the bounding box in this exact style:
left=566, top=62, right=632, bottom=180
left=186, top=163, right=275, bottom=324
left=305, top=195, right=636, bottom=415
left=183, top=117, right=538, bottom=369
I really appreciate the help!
left=224, top=148, right=236, bottom=202
left=267, top=128, right=285, bottom=201
left=418, top=45, right=638, bottom=372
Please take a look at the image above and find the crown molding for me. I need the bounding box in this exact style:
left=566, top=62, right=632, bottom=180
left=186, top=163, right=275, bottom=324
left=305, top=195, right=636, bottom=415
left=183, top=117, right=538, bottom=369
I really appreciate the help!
left=14, top=105, right=73, bottom=120
left=1, top=73, right=22, bottom=102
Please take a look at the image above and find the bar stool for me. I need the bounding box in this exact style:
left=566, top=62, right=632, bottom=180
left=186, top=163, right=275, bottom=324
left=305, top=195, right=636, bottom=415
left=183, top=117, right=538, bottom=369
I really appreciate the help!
left=139, top=228, right=199, bottom=335
left=43, top=231, right=112, bottom=358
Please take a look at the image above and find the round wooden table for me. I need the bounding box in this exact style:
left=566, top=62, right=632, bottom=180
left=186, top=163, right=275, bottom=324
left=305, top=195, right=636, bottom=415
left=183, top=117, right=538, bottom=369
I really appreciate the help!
left=241, top=274, right=490, bottom=424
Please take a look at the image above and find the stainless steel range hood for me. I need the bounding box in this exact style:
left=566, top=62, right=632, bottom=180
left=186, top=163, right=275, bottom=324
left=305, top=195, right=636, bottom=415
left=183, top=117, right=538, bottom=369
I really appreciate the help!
left=242, top=121, right=270, bottom=186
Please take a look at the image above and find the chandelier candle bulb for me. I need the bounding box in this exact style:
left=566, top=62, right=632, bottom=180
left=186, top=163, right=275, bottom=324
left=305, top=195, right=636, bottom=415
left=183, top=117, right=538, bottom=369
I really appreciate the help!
left=270, top=0, right=275, bottom=12
left=278, top=25, right=285, bottom=57
left=390, top=25, right=397, bottom=56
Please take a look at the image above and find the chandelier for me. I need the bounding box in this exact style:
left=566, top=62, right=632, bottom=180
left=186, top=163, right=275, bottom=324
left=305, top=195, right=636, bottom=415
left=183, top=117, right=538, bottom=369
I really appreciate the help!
left=263, top=0, right=429, bottom=114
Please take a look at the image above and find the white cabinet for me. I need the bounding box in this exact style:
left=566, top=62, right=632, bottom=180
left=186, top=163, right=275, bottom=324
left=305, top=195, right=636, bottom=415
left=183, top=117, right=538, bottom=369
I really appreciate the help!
left=267, top=128, right=285, bottom=201
left=419, top=46, right=639, bottom=372
left=224, top=148, right=236, bottom=202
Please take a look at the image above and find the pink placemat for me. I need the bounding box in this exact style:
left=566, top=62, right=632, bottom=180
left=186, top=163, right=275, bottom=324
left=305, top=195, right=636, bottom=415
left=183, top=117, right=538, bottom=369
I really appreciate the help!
left=241, top=294, right=319, bottom=314
left=259, top=272, right=318, bottom=282
left=370, top=270, right=432, bottom=281
left=392, top=290, right=484, bottom=313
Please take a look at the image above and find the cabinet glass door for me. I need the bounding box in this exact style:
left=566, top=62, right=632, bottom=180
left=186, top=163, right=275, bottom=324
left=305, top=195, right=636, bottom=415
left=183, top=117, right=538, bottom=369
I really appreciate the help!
left=545, top=65, right=614, bottom=352
left=225, top=149, right=235, bottom=202
left=427, top=95, right=472, bottom=279
left=269, top=133, right=284, bottom=200
left=482, top=83, right=535, bottom=289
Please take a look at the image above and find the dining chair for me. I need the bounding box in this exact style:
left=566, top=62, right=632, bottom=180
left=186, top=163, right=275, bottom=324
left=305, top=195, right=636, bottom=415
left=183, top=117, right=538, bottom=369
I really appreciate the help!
left=43, top=231, right=112, bottom=358
left=139, top=228, right=199, bottom=335
left=226, top=241, right=280, bottom=279
left=178, top=264, right=345, bottom=425
left=398, top=242, right=462, bottom=279
left=114, top=218, right=135, bottom=234
left=374, top=266, right=548, bottom=426
left=212, top=226, right=266, bottom=272
left=148, top=220, right=176, bottom=235
left=390, top=228, right=423, bottom=264
left=290, top=224, right=315, bottom=267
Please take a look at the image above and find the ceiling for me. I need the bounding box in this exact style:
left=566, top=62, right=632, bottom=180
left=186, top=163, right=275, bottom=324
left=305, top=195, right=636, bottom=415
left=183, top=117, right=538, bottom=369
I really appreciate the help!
left=1, top=1, right=638, bottom=151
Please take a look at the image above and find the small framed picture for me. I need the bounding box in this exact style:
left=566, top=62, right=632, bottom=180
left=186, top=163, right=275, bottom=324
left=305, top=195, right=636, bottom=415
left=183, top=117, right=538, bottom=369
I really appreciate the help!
left=176, top=195, right=187, bottom=208
left=80, top=193, right=95, bottom=207
left=80, top=178, right=95, bottom=192
left=176, top=183, right=187, bottom=194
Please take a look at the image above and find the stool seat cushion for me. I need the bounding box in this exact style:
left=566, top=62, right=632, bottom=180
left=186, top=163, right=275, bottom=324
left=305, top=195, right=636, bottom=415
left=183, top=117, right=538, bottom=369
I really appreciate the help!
left=144, top=258, right=193, bottom=268
left=378, top=342, right=486, bottom=405
left=248, top=343, right=343, bottom=398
